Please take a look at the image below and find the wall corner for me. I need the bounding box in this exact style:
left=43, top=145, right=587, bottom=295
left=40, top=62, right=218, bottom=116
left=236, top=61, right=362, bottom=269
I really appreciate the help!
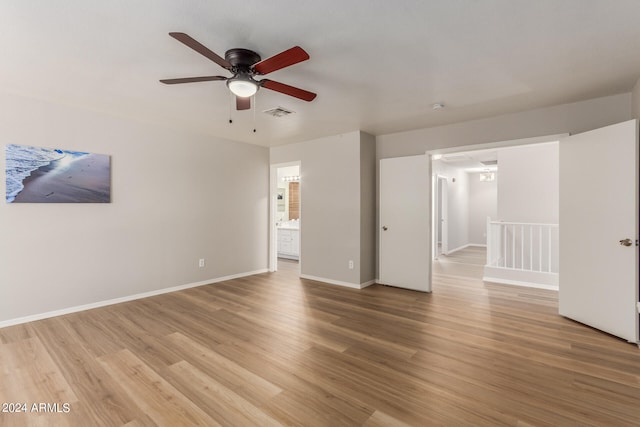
left=632, top=76, right=640, bottom=120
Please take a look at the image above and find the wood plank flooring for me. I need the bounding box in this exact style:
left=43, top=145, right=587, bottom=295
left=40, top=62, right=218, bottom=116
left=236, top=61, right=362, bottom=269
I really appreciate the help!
left=1, top=251, right=639, bottom=426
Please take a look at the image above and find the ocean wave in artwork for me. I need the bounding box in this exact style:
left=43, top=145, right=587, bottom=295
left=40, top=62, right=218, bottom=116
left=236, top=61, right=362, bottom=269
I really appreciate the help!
left=5, top=144, right=67, bottom=203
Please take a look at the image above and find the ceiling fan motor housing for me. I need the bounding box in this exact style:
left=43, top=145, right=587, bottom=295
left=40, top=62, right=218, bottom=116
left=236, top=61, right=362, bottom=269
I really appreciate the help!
left=225, top=48, right=261, bottom=70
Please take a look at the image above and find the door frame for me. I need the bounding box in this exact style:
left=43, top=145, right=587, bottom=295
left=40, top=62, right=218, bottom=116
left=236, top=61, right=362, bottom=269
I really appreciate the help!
left=433, top=175, right=448, bottom=258
left=269, top=161, right=301, bottom=273
left=425, top=133, right=568, bottom=281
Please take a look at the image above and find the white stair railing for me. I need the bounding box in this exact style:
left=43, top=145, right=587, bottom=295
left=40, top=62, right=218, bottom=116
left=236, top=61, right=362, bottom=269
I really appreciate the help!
left=485, top=218, right=559, bottom=288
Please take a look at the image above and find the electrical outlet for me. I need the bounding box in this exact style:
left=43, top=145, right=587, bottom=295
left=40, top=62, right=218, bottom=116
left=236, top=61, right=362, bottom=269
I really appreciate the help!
left=199, top=259, right=205, bottom=268
left=348, top=260, right=354, bottom=270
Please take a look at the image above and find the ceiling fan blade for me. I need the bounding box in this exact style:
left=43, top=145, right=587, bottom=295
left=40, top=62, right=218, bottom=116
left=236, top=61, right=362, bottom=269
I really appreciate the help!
left=253, top=46, right=309, bottom=75
left=236, top=96, right=251, bottom=110
left=159, top=76, right=227, bottom=85
left=260, top=79, right=317, bottom=102
left=169, top=32, right=232, bottom=69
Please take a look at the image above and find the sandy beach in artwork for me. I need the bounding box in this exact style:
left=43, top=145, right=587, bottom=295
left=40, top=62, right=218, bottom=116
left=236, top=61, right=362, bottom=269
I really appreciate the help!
left=13, top=153, right=111, bottom=203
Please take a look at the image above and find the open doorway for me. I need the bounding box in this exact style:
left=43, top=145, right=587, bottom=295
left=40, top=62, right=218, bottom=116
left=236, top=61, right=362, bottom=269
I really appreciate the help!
left=428, top=135, right=564, bottom=286
left=431, top=151, right=495, bottom=279
left=270, top=162, right=301, bottom=272
left=431, top=149, right=498, bottom=264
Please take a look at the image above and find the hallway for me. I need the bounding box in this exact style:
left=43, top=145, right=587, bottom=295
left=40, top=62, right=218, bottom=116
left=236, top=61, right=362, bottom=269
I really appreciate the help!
left=433, top=245, right=487, bottom=280
left=432, top=245, right=559, bottom=311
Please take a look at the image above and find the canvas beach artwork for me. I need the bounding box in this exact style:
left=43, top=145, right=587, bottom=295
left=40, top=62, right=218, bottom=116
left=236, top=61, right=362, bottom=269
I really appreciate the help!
left=5, top=144, right=111, bottom=203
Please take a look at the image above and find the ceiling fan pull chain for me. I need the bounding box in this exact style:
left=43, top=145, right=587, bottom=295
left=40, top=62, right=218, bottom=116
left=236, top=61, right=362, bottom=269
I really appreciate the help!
left=253, top=95, right=257, bottom=133
left=229, top=92, right=234, bottom=124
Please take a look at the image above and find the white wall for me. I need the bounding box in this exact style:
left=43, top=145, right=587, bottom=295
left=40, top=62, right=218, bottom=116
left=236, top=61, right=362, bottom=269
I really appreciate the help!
left=432, top=161, right=469, bottom=252
left=497, top=143, right=559, bottom=224
left=377, top=93, right=632, bottom=159
left=270, top=131, right=375, bottom=286
left=468, top=171, right=498, bottom=245
left=445, top=168, right=469, bottom=252
left=431, top=164, right=497, bottom=251
left=430, top=165, right=497, bottom=249
left=0, top=92, right=269, bottom=324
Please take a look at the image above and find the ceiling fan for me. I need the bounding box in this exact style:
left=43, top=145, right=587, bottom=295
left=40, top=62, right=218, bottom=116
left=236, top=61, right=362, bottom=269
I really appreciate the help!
left=160, top=32, right=317, bottom=110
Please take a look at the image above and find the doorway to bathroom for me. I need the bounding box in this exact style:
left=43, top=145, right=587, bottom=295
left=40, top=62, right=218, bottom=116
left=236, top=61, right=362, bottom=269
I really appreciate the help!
left=270, top=162, right=301, bottom=273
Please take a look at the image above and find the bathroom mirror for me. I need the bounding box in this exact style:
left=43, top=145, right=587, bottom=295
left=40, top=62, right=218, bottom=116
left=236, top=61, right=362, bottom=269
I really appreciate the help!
left=277, top=188, right=286, bottom=212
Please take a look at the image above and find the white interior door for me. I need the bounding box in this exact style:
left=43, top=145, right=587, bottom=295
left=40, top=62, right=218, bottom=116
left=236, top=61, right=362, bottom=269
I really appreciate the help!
left=379, top=155, right=431, bottom=292
left=559, top=119, right=639, bottom=343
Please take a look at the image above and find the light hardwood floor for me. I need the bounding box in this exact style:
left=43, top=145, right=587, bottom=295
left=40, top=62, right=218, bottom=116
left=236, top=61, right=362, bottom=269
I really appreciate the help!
left=1, top=251, right=639, bottom=426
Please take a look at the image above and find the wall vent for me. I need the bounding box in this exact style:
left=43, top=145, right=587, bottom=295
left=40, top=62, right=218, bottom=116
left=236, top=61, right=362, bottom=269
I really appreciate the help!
left=441, top=154, right=470, bottom=162
left=481, top=160, right=498, bottom=166
left=263, top=107, right=295, bottom=117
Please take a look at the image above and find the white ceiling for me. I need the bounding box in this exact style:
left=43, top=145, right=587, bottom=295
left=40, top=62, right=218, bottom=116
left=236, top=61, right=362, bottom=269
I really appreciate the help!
left=439, top=149, right=500, bottom=172
left=2, top=1, right=640, bottom=147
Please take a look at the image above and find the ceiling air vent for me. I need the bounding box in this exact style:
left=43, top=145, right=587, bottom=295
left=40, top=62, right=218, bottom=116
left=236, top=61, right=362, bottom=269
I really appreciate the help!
left=441, top=154, right=470, bottom=163
left=481, top=160, right=498, bottom=166
left=263, top=107, right=295, bottom=118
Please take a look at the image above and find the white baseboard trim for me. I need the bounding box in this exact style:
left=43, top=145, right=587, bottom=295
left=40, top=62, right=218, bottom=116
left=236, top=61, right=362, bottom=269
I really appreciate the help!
left=483, top=265, right=558, bottom=290
left=445, top=244, right=467, bottom=255
left=0, top=269, right=268, bottom=329
left=300, top=274, right=373, bottom=289
left=445, top=243, right=486, bottom=254
left=360, top=280, right=376, bottom=288
left=482, top=276, right=559, bottom=291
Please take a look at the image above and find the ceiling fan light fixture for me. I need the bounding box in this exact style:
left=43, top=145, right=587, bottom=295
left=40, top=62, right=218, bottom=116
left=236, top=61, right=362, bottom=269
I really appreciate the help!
left=161, top=34, right=316, bottom=109
left=227, top=76, right=258, bottom=97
